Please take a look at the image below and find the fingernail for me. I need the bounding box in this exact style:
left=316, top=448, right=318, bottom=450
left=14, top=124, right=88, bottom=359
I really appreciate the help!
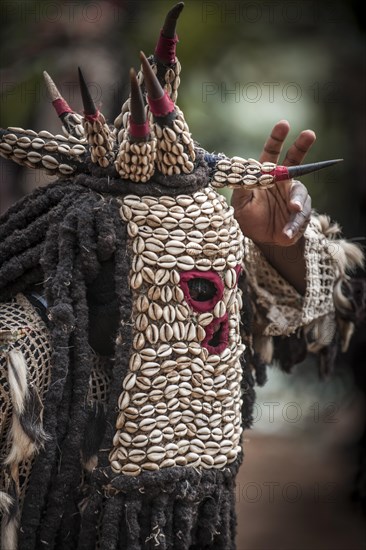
left=285, top=228, right=293, bottom=239
left=292, top=200, right=302, bottom=210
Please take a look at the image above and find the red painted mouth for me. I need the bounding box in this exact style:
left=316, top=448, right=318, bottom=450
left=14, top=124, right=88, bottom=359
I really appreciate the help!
left=202, top=314, right=229, bottom=355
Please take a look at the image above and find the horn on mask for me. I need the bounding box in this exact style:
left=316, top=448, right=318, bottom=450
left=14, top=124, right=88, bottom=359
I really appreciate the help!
left=212, top=157, right=343, bottom=189
left=154, top=2, right=184, bottom=101
left=43, top=71, right=85, bottom=139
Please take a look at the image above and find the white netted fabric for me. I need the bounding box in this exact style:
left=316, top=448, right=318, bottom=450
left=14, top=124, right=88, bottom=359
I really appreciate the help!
left=244, top=216, right=339, bottom=337
left=0, top=294, right=52, bottom=514
left=87, top=354, right=112, bottom=406
left=0, top=294, right=111, bottom=519
left=0, top=295, right=52, bottom=454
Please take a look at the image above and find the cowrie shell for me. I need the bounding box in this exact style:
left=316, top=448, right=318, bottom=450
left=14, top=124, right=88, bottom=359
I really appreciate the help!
left=121, top=464, right=141, bottom=476
left=155, top=269, right=170, bottom=285
left=176, top=195, right=194, bottom=207
left=213, top=454, right=228, bottom=468
left=165, top=240, right=186, bottom=255
left=179, top=217, right=194, bottom=230
left=187, top=230, right=203, bottom=243
left=145, top=325, right=159, bottom=344
left=145, top=238, right=165, bottom=254
left=201, top=455, right=215, bottom=468
left=177, top=256, right=195, bottom=271
left=128, top=449, right=146, bottom=463
left=148, top=303, right=163, bottom=321
left=123, top=372, right=136, bottom=391
left=160, top=285, right=173, bottom=303
left=160, top=323, right=174, bottom=342
left=157, top=255, right=177, bottom=269
left=163, top=304, right=176, bottom=323
left=139, top=418, right=157, bottom=432
left=186, top=242, right=202, bottom=256
left=132, top=434, right=149, bottom=447
left=148, top=285, right=161, bottom=301
left=141, top=462, right=159, bottom=471
left=214, top=300, right=226, bottom=318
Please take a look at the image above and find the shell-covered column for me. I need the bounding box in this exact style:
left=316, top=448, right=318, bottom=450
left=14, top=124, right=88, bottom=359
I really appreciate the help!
left=110, top=186, right=245, bottom=475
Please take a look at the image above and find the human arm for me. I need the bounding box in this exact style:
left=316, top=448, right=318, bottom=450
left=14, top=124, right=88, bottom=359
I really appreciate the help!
left=231, top=120, right=363, bottom=374
left=231, top=119, right=315, bottom=294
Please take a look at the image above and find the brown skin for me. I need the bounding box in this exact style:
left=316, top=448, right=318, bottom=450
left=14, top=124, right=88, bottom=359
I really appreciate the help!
left=232, top=120, right=316, bottom=295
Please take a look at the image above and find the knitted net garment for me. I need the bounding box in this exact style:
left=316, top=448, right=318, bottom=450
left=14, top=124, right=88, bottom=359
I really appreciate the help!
left=0, top=294, right=112, bottom=514
left=0, top=294, right=52, bottom=446
left=244, top=216, right=336, bottom=337
left=243, top=213, right=363, bottom=373
left=0, top=295, right=51, bottom=526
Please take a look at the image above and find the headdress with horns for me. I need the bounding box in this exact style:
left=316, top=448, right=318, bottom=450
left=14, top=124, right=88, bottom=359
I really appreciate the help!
left=0, top=2, right=339, bottom=187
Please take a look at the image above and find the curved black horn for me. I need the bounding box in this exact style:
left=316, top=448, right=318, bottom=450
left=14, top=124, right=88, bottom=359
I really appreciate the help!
left=154, top=3, right=184, bottom=65
left=162, top=2, right=184, bottom=38
left=285, top=159, right=343, bottom=179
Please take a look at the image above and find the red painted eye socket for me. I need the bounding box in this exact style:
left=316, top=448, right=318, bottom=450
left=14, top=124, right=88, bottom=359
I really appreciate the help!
left=179, top=270, right=224, bottom=313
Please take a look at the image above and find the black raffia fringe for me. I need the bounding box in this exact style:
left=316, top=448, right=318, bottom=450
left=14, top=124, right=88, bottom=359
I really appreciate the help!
left=75, top=458, right=242, bottom=550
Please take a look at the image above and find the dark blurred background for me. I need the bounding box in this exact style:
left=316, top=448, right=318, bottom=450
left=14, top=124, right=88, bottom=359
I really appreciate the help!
left=0, top=1, right=365, bottom=548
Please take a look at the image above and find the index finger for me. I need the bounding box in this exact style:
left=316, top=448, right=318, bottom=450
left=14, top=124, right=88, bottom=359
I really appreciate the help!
left=259, top=120, right=290, bottom=163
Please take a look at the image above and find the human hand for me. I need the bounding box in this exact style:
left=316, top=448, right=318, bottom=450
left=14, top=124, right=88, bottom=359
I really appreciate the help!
left=231, top=120, right=316, bottom=246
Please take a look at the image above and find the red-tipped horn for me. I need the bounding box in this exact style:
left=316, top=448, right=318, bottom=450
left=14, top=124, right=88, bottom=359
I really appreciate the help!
left=272, top=159, right=343, bottom=181
left=43, top=71, right=73, bottom=117
left=212, top=157, right=343, bottom=190
left=43, top=71, right=85, bottom=138
left=115, top=69, right=156, bottom=183
left=140, top=51, right=175, bottom=117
